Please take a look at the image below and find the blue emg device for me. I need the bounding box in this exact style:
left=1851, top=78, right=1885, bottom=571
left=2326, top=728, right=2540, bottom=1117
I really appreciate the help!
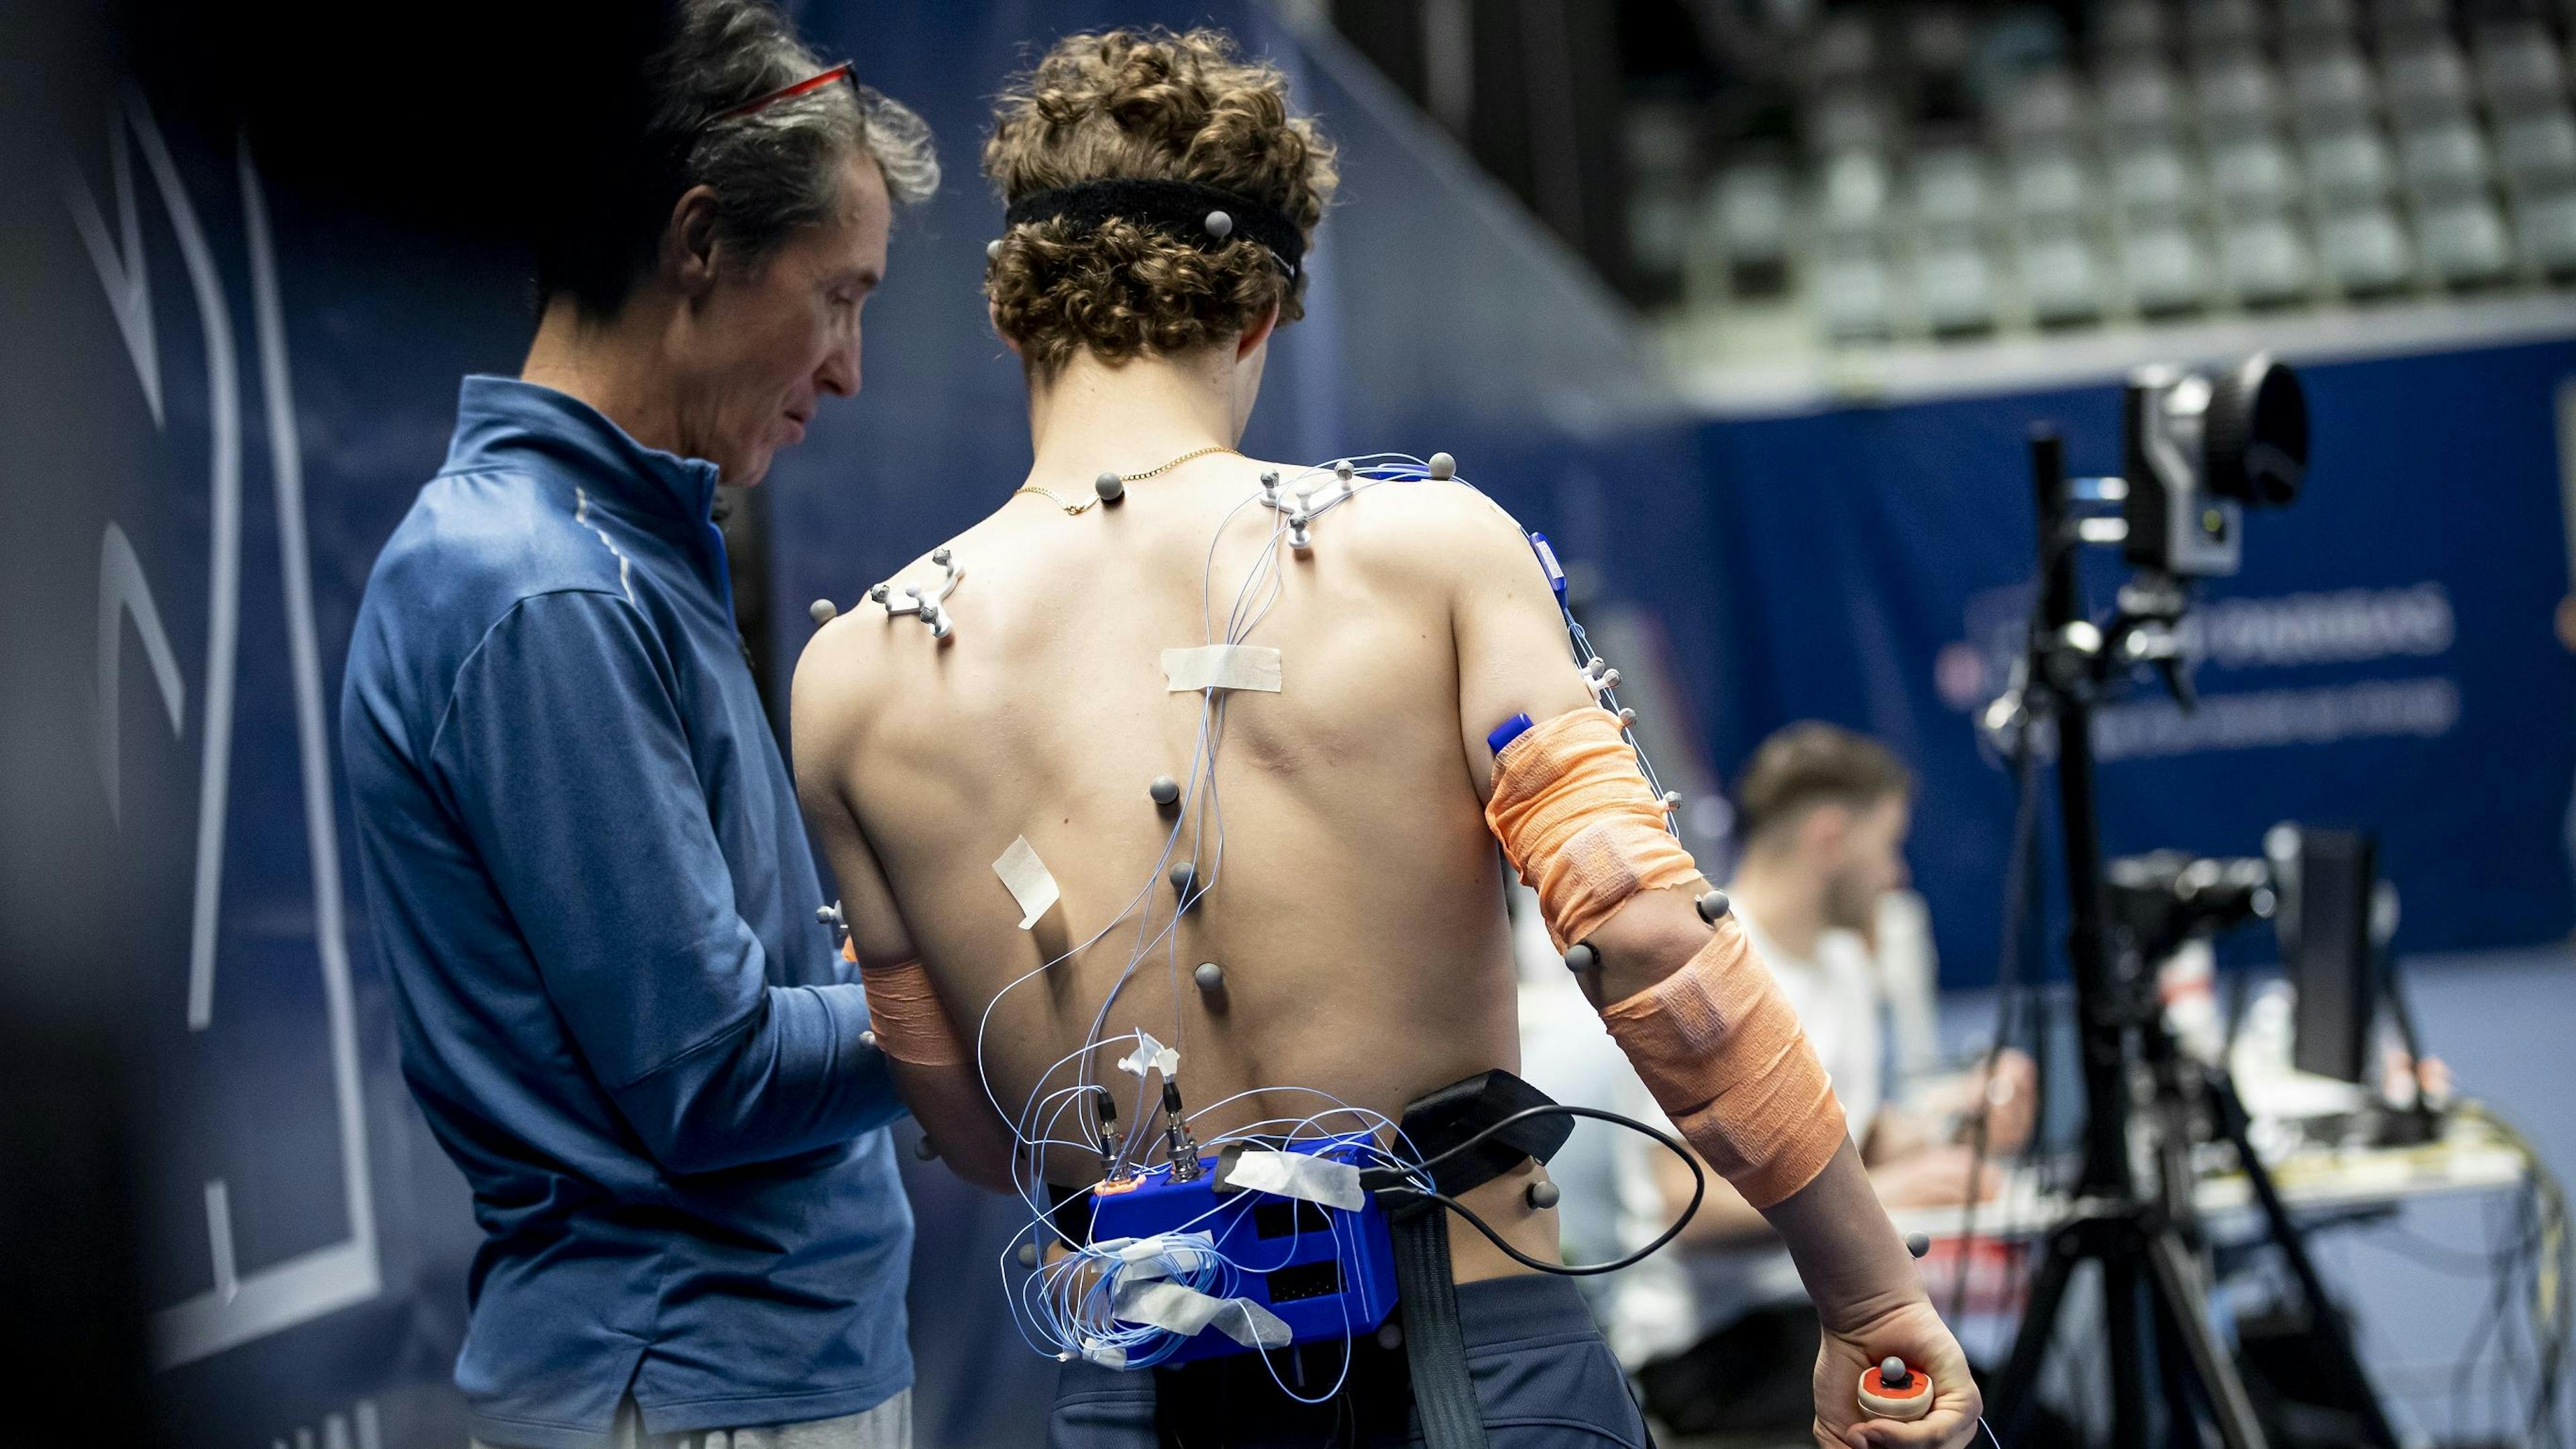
left=1085, top=1134, right=1400, bottom=1365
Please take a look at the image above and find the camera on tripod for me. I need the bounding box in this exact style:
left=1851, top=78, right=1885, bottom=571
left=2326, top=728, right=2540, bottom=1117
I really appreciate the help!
left=2106, top=850, right=2277, bottom=965
left=1984, top=354, right=2416, bottom=1449
left=2119, top=354, right=2310, bottom=579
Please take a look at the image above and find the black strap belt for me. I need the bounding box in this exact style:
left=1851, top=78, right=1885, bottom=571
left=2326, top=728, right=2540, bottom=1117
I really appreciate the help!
left=1384, top=1191, right=1489, bottom=1449
left=1366, top=1069, right=1573, bottom=1449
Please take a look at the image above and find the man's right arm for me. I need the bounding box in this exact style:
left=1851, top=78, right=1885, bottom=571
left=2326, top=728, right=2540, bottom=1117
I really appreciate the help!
left=1441, top=500, right=1978, bottom=1448
left=431, top=590, right=904, bottom=1175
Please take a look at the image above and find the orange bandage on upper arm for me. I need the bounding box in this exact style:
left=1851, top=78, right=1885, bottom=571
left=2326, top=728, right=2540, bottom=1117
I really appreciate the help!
left=1483, top=706, right=1703, bottom=949
left=859, top=958, right=969, bottom=1067
left=1601, top=922, right=1848, bottom=1209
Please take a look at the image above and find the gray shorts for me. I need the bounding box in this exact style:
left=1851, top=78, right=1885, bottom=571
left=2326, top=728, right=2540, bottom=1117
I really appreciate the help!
left=1047, top=1275, right=1648, bottom=1448
left=472, top=1389, right=910, bottom=1449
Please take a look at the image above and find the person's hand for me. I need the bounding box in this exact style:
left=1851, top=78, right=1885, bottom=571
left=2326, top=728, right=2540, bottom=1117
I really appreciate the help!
left=1811, top=1296, right=1982, bottom=1448
left=1970, top=1049, right=2037, bottom=1156
left=1870, top=1144, right=2000, bottom=1209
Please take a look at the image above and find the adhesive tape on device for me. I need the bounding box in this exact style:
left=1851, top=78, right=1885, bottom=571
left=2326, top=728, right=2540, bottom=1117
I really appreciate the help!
left=1858, top=1360, right=1933, bottom=1421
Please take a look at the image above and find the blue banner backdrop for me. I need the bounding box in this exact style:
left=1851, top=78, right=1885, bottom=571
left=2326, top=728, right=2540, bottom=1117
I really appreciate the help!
left=1690, top=341, right=2576, bottom=988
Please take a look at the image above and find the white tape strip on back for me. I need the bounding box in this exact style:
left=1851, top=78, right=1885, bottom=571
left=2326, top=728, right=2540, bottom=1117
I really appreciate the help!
left=992, top=835, right=1061, bottom=929
left=1225, top=1148, right=1365, bottom=1211
left=1113, top=1279, right=1292, bottom=1349
left=1162, top=645, right=1283, bottom=693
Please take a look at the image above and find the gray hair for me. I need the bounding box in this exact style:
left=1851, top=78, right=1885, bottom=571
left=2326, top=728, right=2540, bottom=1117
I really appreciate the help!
left=540, top=0, right=939, bottom=316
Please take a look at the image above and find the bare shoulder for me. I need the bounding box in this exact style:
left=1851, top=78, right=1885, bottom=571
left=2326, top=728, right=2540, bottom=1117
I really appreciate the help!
left=789, top=532, right=975, bottom=777
left=1287, top=468, right=1552, bottom=604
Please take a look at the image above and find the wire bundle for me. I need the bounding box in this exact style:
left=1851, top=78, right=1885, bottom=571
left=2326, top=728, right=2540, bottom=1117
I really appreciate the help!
left=965, top=453, right=1707, bottom=1393
left=2438, top=1105, right=2573, bottom=1446
left=975, top=455, right=1474, bottom=1390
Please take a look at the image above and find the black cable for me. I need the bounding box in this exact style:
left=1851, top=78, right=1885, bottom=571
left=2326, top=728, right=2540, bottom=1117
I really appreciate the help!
left=1377, top=1103, right=1705, bottom=1278
left=2363, top=1222, right=2507, bottom=1277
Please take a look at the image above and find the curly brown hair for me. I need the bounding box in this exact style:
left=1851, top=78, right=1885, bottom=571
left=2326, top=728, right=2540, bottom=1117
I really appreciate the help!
left=983, top=28, right=1339, bottom=374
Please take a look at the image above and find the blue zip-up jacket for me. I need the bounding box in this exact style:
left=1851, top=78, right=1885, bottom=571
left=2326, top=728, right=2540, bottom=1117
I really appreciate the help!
left=340, top=376, right=912, bottom=1447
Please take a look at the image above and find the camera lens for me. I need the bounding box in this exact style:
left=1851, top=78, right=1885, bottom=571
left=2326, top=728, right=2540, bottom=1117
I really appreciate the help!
left=2204, top=354, right=2308, bottom=508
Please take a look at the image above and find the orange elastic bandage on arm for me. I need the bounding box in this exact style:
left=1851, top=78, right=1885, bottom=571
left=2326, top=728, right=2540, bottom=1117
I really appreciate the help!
left=1599, top=924, right=1847, bottom=1208
left=1485, top=707, right=1703, bottom=949
left=857, top=957, right=969, bottom=1067
left=1484, top=706, right=1847, bottom=1208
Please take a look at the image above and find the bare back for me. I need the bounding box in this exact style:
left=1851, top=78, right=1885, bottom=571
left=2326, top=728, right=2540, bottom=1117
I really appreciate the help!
left=793, top=451, right=1605, bottom=1274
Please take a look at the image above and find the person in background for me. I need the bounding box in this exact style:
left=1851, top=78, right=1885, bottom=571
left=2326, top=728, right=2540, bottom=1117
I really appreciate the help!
left=1610, top=722, right=2036, bottom=1440
left=338, top=3, right=945, bottom=1444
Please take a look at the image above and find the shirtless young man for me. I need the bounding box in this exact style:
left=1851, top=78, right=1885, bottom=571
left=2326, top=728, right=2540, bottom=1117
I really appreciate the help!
left=794, top=28, right=1979, bottom=1449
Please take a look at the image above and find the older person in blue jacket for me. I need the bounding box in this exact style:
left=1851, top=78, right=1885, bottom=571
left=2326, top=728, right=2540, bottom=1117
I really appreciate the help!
left=338, top=4, right=945, bottom=1445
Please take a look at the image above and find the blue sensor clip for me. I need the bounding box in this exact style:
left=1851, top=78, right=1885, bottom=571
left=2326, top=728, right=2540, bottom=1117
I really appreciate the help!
left=1487, top=712, right=1536, bottom=759
left=1526, top=532, right=1568, bottom=599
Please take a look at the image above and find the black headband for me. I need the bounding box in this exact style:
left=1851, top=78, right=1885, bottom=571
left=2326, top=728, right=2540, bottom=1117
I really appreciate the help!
left=1002, top=178, right=1305, bottom=281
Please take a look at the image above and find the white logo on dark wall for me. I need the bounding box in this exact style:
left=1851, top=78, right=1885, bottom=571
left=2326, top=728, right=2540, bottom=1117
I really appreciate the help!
left=70, top=91, right=380, bottom=1369
left=1936, top=581, right=2463, bottom=760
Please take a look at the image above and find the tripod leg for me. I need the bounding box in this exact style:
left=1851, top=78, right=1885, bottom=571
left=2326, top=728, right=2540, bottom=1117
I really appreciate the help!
left=2152, top=1285, right=2208, bottom=1449
left=2204, top=1070, right=2403, bottom=1449
left=1996, top=1230, right=2081, bottom=1446
left=2144, top=1227, right=2268, bottom=1449
left=2108, top=1252, right=2153, bottom=1449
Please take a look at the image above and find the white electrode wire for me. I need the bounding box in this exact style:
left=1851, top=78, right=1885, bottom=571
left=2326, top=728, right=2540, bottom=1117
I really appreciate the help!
left=1019, top=1130, right=1385, bottom=1382
left=994, top=464, right=1323, bottom=1330
left=998, top=461, right=1385, bottom=1360
left=981, top=453, right=1666, bottom=1371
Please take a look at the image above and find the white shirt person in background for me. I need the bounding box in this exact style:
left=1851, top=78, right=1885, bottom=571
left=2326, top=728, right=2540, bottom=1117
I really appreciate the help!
left=1570, top=722, right=2037, bottom=1440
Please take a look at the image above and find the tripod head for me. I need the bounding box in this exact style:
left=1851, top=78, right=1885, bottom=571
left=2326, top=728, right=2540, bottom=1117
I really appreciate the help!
left=2106, top=851, right=2277, bottom=969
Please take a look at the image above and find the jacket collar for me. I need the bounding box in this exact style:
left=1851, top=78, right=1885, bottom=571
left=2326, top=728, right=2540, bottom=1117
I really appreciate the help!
left=445, top=375, right=723, bottom=530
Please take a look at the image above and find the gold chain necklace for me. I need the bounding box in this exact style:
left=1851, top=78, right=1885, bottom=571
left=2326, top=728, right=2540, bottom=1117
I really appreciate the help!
left=1014, top=445, right=1241, bottom=516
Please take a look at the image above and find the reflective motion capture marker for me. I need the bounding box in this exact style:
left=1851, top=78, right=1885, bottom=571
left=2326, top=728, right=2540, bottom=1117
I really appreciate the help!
left=809, top=598, right=838, bottom=625
left=914, top=1135, right=938, bottom=1161
left=1203, top=209, right=1234, bottom=239
left=1193, top=961, right=1226, bottom=993
left=1427, top=451, right=1456, bottom=480
left=1017, top=1241, right=1040, bottom=1267
left=1169, top=862, right=1198, bottom=902
left=875, top=547, right=965, bottom=641
left=1094, top=471, right=1126, bottom=504
left=987, top=237, right=1003, bottom=261
left=1525, top=1179, right=1561, bottom=1210
left=1564, top=941, right=1599, bottom=973
left=1697, top=890, right=1732, bottom=924
left=1148, top=775, right=1181, bottom=808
